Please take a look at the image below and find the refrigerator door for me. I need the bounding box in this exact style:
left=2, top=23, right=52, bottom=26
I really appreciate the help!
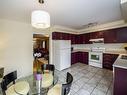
left=59, top=49, right=71, bottom=70
left=53, top=40, right=71, bottom=49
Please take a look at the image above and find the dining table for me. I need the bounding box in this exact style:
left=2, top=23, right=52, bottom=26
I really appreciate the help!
left=18, top=73, right=58, bottom=95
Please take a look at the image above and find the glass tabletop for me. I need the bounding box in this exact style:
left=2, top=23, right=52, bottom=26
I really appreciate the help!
left=18, top=73, right=58, bottom=95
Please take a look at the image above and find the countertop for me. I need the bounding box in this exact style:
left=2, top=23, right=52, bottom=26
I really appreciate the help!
left=71, top=49, right=127, bottom=54
left=113, top=54, right=127, bottom=69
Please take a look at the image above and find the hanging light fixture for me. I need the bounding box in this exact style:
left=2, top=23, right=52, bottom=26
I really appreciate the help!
left=31, top=0, right=50, bottom=29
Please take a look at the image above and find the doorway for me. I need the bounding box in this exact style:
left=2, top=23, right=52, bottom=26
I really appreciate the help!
left=33, top=34, right=49, bottom=73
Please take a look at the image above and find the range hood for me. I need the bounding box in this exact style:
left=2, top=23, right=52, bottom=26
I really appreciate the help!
left=89, top=38, right=104, bottom=43
left=121, top=0, right=127, bottom=22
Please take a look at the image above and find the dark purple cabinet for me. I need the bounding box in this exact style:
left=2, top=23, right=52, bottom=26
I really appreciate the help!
left=90, top=31, right=104, bottom=39
left=52, top=27, right=127, bottom=44
left=103, top=53, right=119, bottom=70
left=71, top=52, right=76, bottom=65
left=78, top=52, right=88, bottom=64
left=104, top=29, right=117, bottom=43
left=75, top=35, right=84, bottom=44
left=71, top=52, right=88, bottom=65
left=84, top=33, right=91, bottom=44
left=114, top=67, right=127, bottom=95
left=71, top=34, right=76, bottom=44
left=71, top=52, right=79, bottom=65
left=116, top=27, right=127, bottom=43
left=52, top=32, right=71, bottom=40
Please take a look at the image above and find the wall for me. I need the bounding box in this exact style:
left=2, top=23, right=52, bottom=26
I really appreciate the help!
left=0, top=19, right=33, bottom=78
left=72, top=43, right=126, bottom=52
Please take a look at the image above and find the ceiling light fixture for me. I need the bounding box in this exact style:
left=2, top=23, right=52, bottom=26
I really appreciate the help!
left=31, top=0, right=50, bottom=29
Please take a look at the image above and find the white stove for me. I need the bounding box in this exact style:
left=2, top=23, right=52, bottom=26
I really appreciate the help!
left=89, top=47, right=105, bottom=68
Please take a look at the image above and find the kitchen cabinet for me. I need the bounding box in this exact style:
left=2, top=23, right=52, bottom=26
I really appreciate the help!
left=104, top=29, right=117, bottom=43
left=81, top=33, right=91, bottom=44
left=71, top=52, right=88, bottom=65
left=71, top=34, right=76, bottom=44
left=75, top=35, right=83, bottom=44
left=71, top=52, right=78, bottom=65
left=114, top=67, right=127, bottom=95
left=90, top=31, right=104, bottom=39
left=103, top=53, right=119, bottom=70
left=52, top=32, right=71, bottom=40
left=79, top=52, right=88, bottom=64
left=116, top=27, right=127, bottom=43
left=52, top=27, right=127, bottom=44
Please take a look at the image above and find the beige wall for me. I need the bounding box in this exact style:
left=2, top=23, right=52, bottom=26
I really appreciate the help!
left=0, top=19, right=33, bottom=78
left=0, top=19, right=53, bottom=78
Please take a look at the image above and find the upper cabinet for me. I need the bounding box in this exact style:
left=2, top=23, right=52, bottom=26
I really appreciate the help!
left=90, top=31, right=104, bottom=39
left=52, top=32, right=71, bottom=40
left=104, top=29, right=117, bottom=43
left=104, top=27, right=127, bottom=43
left=116, top=27, right=127, bottom=43
left=52, top=27, right=127, bottom=44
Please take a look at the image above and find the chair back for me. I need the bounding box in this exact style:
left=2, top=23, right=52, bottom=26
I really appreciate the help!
left=0, top=68, right=4, bottom=78
left=1, top=71, right=17, bottom=92
left=41, top=64, right=55, bottom=75
left=62, top=72, right=73, bottom=95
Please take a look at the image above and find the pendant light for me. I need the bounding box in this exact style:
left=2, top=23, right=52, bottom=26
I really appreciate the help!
left=31, top=0, right=50, bottom=29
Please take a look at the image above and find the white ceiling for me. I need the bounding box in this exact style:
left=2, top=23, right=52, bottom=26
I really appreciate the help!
left=0, top=0, right=123, bottom=29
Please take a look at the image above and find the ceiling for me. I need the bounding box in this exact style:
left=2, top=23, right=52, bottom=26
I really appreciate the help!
left=0, top=0, right=123, bottom=29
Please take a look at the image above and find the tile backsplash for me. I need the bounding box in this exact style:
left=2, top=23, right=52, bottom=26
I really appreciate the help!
left=72, top=43, right=127, bottom=51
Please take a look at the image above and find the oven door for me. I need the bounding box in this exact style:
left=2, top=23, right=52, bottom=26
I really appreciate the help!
left=89, top=52, right=102, bottom=63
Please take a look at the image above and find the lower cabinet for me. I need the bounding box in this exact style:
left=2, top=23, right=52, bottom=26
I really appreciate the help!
left=71, top=52, right=88, bottom=65
left=103, top=53, right=119, bottom=70
left=114, top=67, right=127, bottom=95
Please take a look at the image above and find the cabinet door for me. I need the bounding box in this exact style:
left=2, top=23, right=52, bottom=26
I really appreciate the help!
left=85, top=33, right=91, bottom=44
left=75, top=35, right=83, bottom=44
left=104, top=30, right=117, bottom=43
left=71, top=53, right=76, bottom=65
left=90, top=31, right=104, bottom=39
left=114, top=67, right=127, bottom=95
left=116, top=27, right=127, bottom=43
left=71, top=34, right=76, bottom=44
left=103, top=53, right=119, bottom=70
left=52, top=32, right=62, bottom=40
left=82, top=52, right=88, bottom=64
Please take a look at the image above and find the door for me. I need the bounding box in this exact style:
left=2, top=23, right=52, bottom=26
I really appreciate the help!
left=89, top=52, right=102, bottom=63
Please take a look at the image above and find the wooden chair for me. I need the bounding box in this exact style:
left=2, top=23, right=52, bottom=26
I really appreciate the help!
left=1, top=71, right=29, bottom=95
left=41, top=64, right=55, bottom=88
left=47, top=72, right=73, bottom=95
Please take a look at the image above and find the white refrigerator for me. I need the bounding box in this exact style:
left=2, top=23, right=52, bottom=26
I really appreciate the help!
left=53, top=40, right=71, bottom=71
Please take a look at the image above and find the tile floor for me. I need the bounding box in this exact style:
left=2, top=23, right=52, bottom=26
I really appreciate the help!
left=56, top=63, right=113, bottom=95
left=3, top=63, right=113, bottom=95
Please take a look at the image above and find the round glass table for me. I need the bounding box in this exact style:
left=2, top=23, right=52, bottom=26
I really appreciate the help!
left=19, top=74, right=58, bottom=95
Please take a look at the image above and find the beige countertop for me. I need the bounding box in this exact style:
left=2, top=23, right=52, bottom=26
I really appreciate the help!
left=71, top=49, right=90, bottom=53
left=72, top=49, right=127, bottom=54
left=113, top=54, right=127, bottom=69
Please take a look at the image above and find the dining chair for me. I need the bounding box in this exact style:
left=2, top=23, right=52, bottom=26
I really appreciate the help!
left=47, top=72, right=73, bottom=95
left=1, top=71, right=30, bottom=95
left=0, top=67, right=4, bottom=83
left=41, top=64, right=55, bottom=88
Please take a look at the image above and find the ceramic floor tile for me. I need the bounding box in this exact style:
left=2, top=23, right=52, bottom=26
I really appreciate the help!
left=77, top=89, right=91, bottom=95
left=91, top=88, right=107, bottom=95
left=71, top=82, right=81, bottom=92
left=20, top=63, right=113, bottom=95
left=96, top=83, right=109, bottom=93
left=82, top=83, right=96, bottom=93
